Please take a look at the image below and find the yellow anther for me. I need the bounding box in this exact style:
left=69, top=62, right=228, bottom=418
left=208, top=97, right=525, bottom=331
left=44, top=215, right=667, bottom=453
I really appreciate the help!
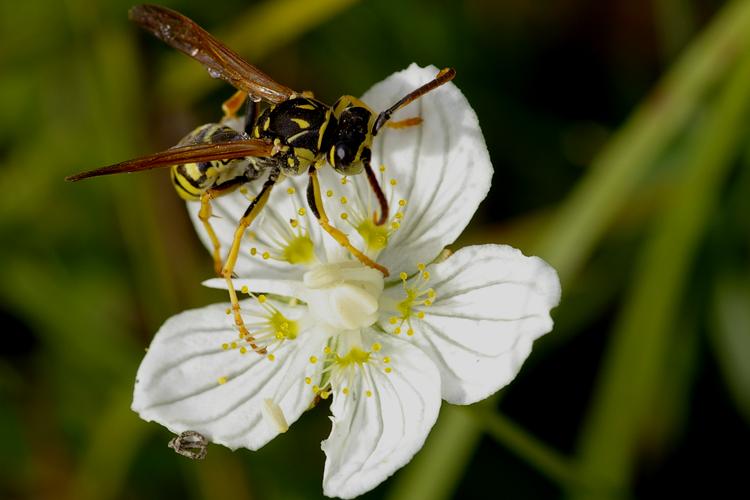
left=321, top=390, right=330, bottom=400
left=423, top=271, right=430, bottom=280
left=240, top=187, right=248, bottom=195
left=340, top=196, right=348, bottom=204
left=389, top=179, right=397, bottom=186
left=394, top=327, right=401, bottom=335
left=298, top=207, right=306, bottom=216
left=366, top=390, right=373, bottom=398
left=389, top=317, right=398, bottom=325
left=312, top=385, right=320, bottom=393
left=371, top=343, right=382, bottom=352
left=287, top=187, right=296, bottom=195
left=241, top=285, right=249, bottom=294
left=218, top=376, right=227, bottom=385
left=399, top=272, right=408, bottom=281
left=250, top=247, right=257, bottom=256
left=399, top=199, right=407, bottom=207
left=275, top=332, right=284, bottom=340
left=267, top=354, right=276, bottom=361
left=225, top=308, right=231, bottom=315
left=428, top=289, right=436, bottom=298
left=385, top=367, right=392, bottom=374
left=417, top=263, right=426, bottom=271
left=383, top=356, right=391, bottom=363
left=258, top=294, right=267, bottom=303
left=222, top=343, right=229, bottom=350
left=407, top=328, right=414, bottom=336
left=290, top=219, right=299, bottom=228
left=324, top=346, right=332, bottom=354
left=395, top=212, right=403, bottom=219
left=341, top=177, right=348, bottom=185
left=342, top=387, right=350, bottom=395
left=424, top=299, right=433, bottom=307
left=326, top=189, right=333, bottom=197
left=340, top=213, right=349, bottom=220
left=310, top=356, right=318, bottom=364
left=305, top=377, right=312, bottom=384
left=417, top=311, right=425, bottom=319
left=379, top=164, right=386, bottom=172
left=262, top=251, right=270, bottom=260
left=391, top=221, right=400, bottom=229
left=240, top=346, right=247, bottom=354
left=230, top=342, right=237, bottom=349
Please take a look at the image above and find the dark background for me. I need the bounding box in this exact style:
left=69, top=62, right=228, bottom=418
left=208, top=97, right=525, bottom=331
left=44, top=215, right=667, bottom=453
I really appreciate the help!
left=1, top=0, right=749, bottom=499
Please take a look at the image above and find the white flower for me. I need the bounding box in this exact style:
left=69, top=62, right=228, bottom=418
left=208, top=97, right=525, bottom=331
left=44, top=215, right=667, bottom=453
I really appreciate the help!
left=132, top=64, right=561, bottom=498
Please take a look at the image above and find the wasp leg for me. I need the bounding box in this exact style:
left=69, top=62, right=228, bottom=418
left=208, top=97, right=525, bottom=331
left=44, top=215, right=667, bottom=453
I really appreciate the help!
left=221, top=170, right=280, bottom=353
left=222, top=89, right=248, bottom=119
left=198, top=180, right=245, bottom=276
left=385, top=117, right=423, bottom=129
left=363, top=156, right=388, bottom=225
left=306, top=166, right=389, bottom=276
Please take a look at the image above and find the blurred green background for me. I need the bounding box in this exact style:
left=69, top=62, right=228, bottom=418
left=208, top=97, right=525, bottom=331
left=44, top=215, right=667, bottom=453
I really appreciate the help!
left=2, top=0, right=749, bottom=498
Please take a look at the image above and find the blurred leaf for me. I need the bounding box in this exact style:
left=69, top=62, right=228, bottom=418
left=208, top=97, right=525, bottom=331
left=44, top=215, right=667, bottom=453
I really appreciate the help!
left=710, top=275, right=750, bottom=422
left=536, top=0, right=750, bottom=284
left=386, top=405, right=483, bottom=500
left=69, top=384, right=151, bottom=500
left=570, top=34, right=750, bottom=500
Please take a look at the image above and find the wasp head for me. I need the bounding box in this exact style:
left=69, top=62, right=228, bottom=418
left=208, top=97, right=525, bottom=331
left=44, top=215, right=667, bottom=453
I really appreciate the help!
left=328, top=96, right=376, bottom=175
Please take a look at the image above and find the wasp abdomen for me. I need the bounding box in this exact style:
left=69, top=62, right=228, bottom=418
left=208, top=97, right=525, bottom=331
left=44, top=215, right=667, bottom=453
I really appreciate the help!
left=171, top=124, right=259, bottom=200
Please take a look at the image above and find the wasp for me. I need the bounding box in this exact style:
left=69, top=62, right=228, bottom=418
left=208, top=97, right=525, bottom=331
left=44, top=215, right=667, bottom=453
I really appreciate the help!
left=67, top=4, right=455, bottom=351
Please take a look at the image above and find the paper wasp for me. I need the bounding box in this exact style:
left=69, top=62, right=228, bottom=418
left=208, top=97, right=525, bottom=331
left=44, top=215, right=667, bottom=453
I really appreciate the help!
left=67, top=4, right=455, bottom=351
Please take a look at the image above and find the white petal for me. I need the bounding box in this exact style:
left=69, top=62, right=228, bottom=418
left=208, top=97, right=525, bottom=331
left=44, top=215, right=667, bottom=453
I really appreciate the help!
left=202, top=277, right=304, bottom=298
left=321, top=332, right=441, bottom=499
left=382, top=245, right=561, bottom=405
left=132, top=299, right=326, bottom=450
left=360, top=63, right=493, bottom=275
left=188, top=172, right=341, bottom=281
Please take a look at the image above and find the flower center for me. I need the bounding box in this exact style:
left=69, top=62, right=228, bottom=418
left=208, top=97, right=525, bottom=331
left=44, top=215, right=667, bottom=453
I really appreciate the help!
left=302, top=261, right=384, bottom=331
left=387, top=264, right=436, bottom=336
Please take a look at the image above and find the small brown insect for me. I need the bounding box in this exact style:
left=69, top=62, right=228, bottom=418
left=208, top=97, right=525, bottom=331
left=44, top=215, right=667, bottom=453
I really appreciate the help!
left=168, top=430, right=208, bottom=460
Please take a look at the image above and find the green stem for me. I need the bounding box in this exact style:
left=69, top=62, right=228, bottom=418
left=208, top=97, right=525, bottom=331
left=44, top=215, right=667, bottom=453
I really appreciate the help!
left=468, top=407, right=580, bottom=488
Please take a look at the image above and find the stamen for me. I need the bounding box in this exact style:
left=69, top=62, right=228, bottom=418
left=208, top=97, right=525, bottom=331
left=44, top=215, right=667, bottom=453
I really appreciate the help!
left=386, top=263, right=438, bottom=336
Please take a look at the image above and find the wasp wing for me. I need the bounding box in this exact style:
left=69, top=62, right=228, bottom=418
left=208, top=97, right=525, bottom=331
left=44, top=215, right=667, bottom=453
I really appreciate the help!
left=66, top=139, right=274, bottom=181
left=129, top=4, right=295, bottom=104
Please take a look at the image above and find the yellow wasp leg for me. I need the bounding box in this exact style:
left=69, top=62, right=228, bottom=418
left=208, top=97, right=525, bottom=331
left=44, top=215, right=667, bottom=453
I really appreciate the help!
left=222, top=89, right=248, bottom=118
left=307, top=166, right=390, bottom=277
left=198, top=183, right=242, bottom=275
left=386, top=117, right=423, bottom=129
left=221, top=172, right=280, bottom=353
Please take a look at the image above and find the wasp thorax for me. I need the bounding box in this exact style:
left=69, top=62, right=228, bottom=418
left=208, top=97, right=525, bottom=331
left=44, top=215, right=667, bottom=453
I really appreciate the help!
left=302, top=261, right=384, bottom=331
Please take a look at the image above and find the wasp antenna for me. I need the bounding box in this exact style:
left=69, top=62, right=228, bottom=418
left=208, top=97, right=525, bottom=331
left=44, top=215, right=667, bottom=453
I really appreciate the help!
left=373, top=67, right=455, bottom=135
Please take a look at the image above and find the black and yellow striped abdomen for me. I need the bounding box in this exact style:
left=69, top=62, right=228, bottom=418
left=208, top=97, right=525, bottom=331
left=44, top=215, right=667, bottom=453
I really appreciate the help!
left=170, top=124, right=261, bottom=201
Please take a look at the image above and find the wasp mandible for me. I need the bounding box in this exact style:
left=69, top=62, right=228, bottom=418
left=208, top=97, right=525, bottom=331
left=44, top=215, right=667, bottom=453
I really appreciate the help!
left=67, top=4, right=455, bottom=351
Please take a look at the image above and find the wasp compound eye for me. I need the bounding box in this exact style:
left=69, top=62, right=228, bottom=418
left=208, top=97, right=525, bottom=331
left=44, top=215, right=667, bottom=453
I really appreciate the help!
left=330, top=142, right=360, bottom=174
left=335, top=143, right=352, bottom=164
